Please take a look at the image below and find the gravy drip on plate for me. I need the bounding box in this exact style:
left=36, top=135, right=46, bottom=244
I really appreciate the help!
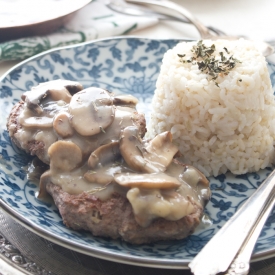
left=10, top=80, right=211, bottom=227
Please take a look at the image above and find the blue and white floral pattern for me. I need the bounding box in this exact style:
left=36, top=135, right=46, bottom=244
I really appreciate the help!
left=0, top=37, right=275, bottom=268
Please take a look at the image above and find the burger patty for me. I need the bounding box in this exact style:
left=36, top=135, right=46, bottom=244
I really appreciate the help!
left=7, top=96, right=147, bottom=164
left=46, top=182, right=203, bottom=244
left=7, top=101, right=46, bottom=160
left=6, top=80, right=210, bottom=244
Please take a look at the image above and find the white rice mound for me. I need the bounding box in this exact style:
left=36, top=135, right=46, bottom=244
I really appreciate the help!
left=147, top=39, right=275, bottom=177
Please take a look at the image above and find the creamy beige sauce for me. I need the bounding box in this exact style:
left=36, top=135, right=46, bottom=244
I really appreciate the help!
left=127, top=162, right=209, bottom=227
left=16, top=80, right=211, bottom=227
left=51, top=166, right=128, bottom=200
left=15, top=82, right=139, bottom=162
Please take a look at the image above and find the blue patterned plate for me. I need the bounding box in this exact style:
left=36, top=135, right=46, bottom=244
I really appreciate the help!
left=1, top=37, right=275, bottom=269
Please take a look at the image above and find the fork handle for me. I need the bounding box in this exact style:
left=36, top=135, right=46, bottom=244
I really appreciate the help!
left=225, top=189, right=275, bottom=275
left=126, top=0, right=213, bottom=38
left=189, top=169, right=275, bottom=275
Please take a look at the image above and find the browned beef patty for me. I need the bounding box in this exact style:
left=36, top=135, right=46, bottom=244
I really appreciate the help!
left=6, top=80, right=210, bottom=245
left=6, top=100, right=146, bottom=164
left=46, top=182, right=202, bottom=244
left=7, top=101, right=46, bottom=160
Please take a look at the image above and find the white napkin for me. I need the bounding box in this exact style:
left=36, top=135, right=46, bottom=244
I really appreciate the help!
left=0, top=0, right=158, bottom=61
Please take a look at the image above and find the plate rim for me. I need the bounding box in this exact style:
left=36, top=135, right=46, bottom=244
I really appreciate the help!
left=1, top=35, right=275, bottom=269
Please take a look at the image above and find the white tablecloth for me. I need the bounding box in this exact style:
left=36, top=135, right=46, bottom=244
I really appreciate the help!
left=1, top=0, right=275, bottom=76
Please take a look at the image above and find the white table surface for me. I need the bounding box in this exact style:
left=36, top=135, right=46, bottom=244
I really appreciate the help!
left=0, top=0, right=275, bottom=274
left=1, top=0, right=275, bottom=77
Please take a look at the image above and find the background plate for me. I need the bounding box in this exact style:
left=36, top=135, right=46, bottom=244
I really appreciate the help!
left=0, top=37, right=275, bottom=269
left=0, top=0, right=92, bottom=42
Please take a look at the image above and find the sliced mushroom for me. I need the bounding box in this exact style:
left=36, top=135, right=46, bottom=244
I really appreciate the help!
left=21, top=116, right=53, bottom=128
left=176, top=161, right=209, bottom=187
left=144, top=131, right=179, bottom=169
left=86, top=142, right=121, bottom=185
left=64, top=82, right=84, bottom=95
left=22, top=80, right=82, bottom=115
left=84, top=170, right=113, bottom=185
left=119, top=126, right=178, bottom=173
left=113, top=94, right=139, bottom=106
left=88, top=141, right=120, bottom=169
left=98, top=106, right=143, bottom=146
left=69, top=87, right=115, bottom=136
left=114, top=172, right=181, bottom=189
left=167, top=159, right=210, bottom=206
left=84, top=165, right=122, bottom=185
left=53, top=112, right=74, bottom=138
left=48, top=140, right=82, bottom=171
left=38, top=170, right=52, bottom=198
left=119, top=126, right=157, bottom=173
left=181, top=165, right=209, bottom=186
left=63, top=134, right=99, bottom=161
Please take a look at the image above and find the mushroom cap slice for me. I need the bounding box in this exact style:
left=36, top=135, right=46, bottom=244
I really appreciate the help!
left=84, top=170, right=113, bottom=185
left=120, top=126, right=179, bottom=173
left=64, top=82, right=84, bottom=95
left=114, top=172, right=181, bottom=189
left=174, top=160, right=209, bottom=187
left=53, top=112, right=74, bottom=138
left=48, top=140, right=82, bottom=171
left=22, top=80, right=82, bottom=115
left=119, top=126, right=158, bottom=173
left=38, top=170, right=52, bottom=198
left=113, top=95, right=139, bottom=106
left=144, top=131, right=179, bottom=170
left=84, top=165, right=122, bottom=185
left=69, top=87, right=115, bottom=136
left=21, top=116, right=53, bottom=128
left=88, top=141, right=120, bottom=169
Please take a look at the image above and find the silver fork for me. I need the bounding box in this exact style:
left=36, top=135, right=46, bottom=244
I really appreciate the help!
left=125, top=0, right=240, bottom=39
left=225, top=192, right=275, bottom=275
left=189, top=169, right=275, bottom=275
left=107, top=0, right=226, bottom=36
left=125, top=0, right=274, bottom=56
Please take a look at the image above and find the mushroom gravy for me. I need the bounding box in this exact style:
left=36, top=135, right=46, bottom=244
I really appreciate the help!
left=9, top=79, right=211, bottom=227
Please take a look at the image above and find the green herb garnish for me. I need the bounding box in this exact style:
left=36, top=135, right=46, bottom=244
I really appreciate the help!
left=86, top=186, right=107, bottom=194
left=178, top=40, right=241, bottom=86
